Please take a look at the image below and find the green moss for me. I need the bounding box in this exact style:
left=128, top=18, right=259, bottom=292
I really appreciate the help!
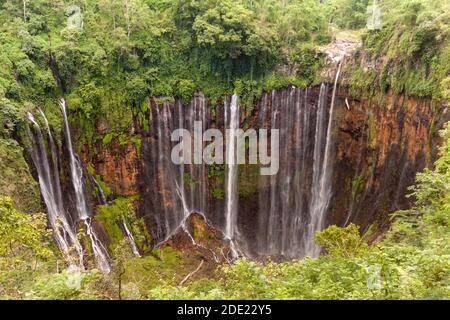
left=102, top=133, right=115, bottom=146
left=347, top=67, right=377, bottom=99
left=184, top=172, right=199, bottom=192
left=212, top=188, right=225, bottom=200
left=208, top=164, right=225, bottom=199
left=237, top=164, right=260, bottom=199
left=367, top=112, right=377, bottom=150
left=95, top=196, right=144, bottom=252
left=351, top=174, right=366, bottom=200
left=130, top=135, right=142, bottom=157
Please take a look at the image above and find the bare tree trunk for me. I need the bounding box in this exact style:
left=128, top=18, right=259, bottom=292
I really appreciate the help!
left=179, top=260, right=204, bottom=286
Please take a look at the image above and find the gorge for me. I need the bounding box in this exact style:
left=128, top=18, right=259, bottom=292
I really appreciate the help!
left=26, top=66, right=446, bottom=266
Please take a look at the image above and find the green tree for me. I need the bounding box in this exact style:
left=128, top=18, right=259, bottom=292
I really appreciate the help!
left=315, top=223, right=369, bottom=258
left=0, top=196, right=53, bottom=266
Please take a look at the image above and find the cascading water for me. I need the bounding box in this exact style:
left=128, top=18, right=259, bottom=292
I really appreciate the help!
left=37, top=108, right=65, bottom=215
left=304, top=84, right=329, bottom=256
left=122, top=216, right=141, bottom=257
left=60, top=99, right=111, bottom=272
left=29, top=81, right=342, bottom=266
left=143, top=95, right=215, bottom=245
left=27, top=112, right=84, bottom=270
left=306, top=62, right=342, bottom=256
left=224, top=94, right=240, bottom=258
left=140, top=81, right=342, bottom=259
left=90, top=174, right=107, bottom=205
left=256, top=79, right=340, bottom=258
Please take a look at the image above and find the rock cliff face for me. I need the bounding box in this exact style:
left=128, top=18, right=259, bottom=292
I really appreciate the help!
left=82, top=141, right=140, bottom=197
left=329, top=89, right=445, bottom=231
left=84, top=86, right=448, bottom=257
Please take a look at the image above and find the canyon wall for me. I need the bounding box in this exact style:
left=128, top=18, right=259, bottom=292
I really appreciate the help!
left=82, top=85, right=448, bottom=258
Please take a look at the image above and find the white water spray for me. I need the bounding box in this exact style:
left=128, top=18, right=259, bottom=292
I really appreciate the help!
left=27, top=112, right=84, bottom=270
left=306, top=62, right=342, bottom=256
left=59, top=99, right=111, bottom=272
left=224, top=94, right=240, bottom=258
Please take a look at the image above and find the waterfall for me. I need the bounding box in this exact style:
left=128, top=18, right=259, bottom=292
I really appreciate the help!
left=90, top=174, right=107, bottom=205
left=255, top=80, right=341, bottom=258
left=144, top=95, right=214, bottom=245
left=224, top=94, right=240, bottom=257
left=305, top=84, right=329, bottom=256
left=28, top=87, right=343, bottom=265
left=37, top=108, right=65, bottom=215
left=122, top=216, right=141, bottom=257
left=306, top=63, right=342, bottom=256
left=60, top=99, right=111, bottom=272
left=60, top=99, right=89, bottom=221
left=141, top=83, right=341, bottom=259
left=27, top=112, right=84, bottom=270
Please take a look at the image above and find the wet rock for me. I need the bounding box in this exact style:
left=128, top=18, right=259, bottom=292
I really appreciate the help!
left=159, top=213, right=231, bottom=263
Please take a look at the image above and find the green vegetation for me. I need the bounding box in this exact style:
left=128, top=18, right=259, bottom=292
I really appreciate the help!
left=327, top=0, right=370, bottom=30
left=0, top=0, right=334, bottom=149
left=0, top=138, right=41, bottom=213
left=237, top=164, right=260, bottom=198
left=0, top=196, right=55, bottom=299
left=96, top=196, right=150, bottom=252
left=346, top=0, right=450, bottom=102
left=0, top=0, right=447, bottom=148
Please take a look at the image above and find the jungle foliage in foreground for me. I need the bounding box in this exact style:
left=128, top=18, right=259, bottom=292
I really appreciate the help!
left=1, top=123, right=449, bottom=300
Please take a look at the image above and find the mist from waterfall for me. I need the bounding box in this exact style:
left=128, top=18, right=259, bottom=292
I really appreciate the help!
left=256, top=80, right=340, bottom=258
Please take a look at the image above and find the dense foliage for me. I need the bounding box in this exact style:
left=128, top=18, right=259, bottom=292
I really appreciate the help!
left=0, top=0, right=447, bottom=143
left=0, top=0, right=334, bottom=144
left=347, top=0, right=450, bottom=101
